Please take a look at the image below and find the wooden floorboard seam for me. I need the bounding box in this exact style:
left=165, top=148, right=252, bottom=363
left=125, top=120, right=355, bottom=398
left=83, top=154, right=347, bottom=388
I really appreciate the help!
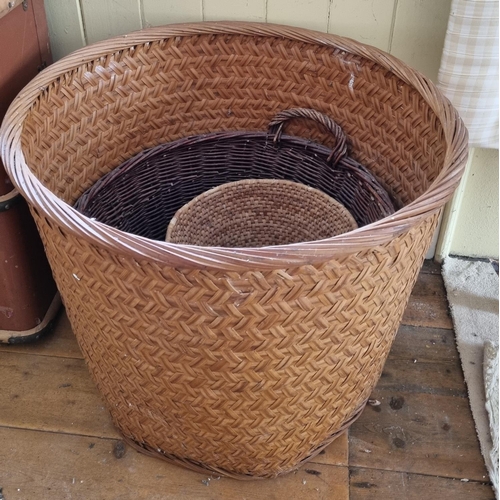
left=0, top=424, right=114, bottom=441
left=0, top=349, right=82, bottom=360
left=348, top=465, right=493, bottom=484
left=398, top=324, right=453, bottom=332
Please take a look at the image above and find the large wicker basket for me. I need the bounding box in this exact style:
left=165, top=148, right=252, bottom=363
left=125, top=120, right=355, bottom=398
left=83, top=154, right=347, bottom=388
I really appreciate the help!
left=0, top=22, right=468, bottom=480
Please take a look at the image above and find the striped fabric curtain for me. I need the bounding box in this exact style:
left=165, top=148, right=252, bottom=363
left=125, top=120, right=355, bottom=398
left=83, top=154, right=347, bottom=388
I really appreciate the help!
left=438, top=0, right=499, bottom=149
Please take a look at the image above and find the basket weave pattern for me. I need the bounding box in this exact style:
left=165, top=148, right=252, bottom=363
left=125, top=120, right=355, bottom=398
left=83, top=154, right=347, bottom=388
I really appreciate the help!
left=0, top=23, right=467, bottom=479
left=34, top=209, right=438, bottom=478
left=21, top=33, right=447, bottom=211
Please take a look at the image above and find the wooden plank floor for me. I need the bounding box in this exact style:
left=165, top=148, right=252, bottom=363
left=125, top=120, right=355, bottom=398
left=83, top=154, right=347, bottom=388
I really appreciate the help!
left=0, top=261, right=494, bottom=499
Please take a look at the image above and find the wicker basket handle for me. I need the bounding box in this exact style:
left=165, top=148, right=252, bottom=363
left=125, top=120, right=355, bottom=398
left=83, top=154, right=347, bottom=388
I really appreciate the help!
left=268, top=108, right=348, bottom=165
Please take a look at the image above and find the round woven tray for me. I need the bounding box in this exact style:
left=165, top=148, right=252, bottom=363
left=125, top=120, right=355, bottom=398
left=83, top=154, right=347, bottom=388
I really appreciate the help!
left=166, top=179, right=358, bottom=247
left=0, top=22, right=468, bottom=480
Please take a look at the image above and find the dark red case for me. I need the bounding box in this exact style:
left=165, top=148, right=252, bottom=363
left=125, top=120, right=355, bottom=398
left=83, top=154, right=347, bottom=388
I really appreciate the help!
left=0, top=0, right=60, bottom=342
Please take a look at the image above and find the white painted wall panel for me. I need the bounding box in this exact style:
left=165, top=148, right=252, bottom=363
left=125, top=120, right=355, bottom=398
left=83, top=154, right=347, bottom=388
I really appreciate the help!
left=80, top=0, right=142, bottom=44
left=267, top=0, right=330, bottom=32
left=390, top=0, right=452, bottom=81
left=143, top=0, right=202, bottom=26
left=449, top=149, right=499, bottom=259
left=44, top=0, right=86, bottom=60
left=328, top=0, right=396, bottom=51
left=204, top=0, right=265, bottom=22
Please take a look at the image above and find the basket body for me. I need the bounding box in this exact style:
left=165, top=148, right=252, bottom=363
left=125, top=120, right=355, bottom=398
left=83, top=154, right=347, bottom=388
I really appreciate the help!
left=166, top=179, right=358, bottom=246
left=37, top=212, right=437, bottom=478
left=0, top=23, right=467, bottom=479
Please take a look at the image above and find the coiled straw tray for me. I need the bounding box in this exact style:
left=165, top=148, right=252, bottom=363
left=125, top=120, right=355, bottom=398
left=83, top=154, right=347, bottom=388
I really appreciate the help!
left=0, top=22, right=467, bottom=479
left=165, top=178, right=358, bottom=246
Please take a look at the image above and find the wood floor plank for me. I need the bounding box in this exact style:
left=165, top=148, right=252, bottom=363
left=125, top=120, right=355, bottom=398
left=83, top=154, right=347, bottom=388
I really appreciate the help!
left=420, top=259, right=442, bottom=275
left=402, top=299, right=452, bottom=329
left=350, top=467, right=494, bottom=500
left=309, top=432, right=348, bottom=467
left=349, top=389, right=488, bottom=481
left=378, top=326, right=466, bottom=397
left=0, top=427, right=349, bottom=500
left=0, top=351, right=117, bottom=438
left=389, top=325, right=458, bottom=362
left=402, top=272, right=453, bottom=329
left=412, top=271, right=449, bottom=297
left=0, top=310, right=83, bottom=359
left=378, top=359, right=466, bottom=397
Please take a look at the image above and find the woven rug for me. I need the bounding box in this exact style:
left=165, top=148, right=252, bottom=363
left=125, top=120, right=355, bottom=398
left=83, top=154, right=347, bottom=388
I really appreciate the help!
left=442, top=257, right=499, bottom=497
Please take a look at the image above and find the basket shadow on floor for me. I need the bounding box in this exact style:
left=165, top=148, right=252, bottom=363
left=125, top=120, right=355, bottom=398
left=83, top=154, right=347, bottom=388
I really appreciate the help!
left=0, top=261, right=493, bottom=500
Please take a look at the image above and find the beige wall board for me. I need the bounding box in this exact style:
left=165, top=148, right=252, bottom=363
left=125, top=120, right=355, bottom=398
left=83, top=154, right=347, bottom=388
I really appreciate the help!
left=425, top=212, right=442, bottom=260
left=267, top=0, right=330, bottom=32
left=44, top=0, right=86, bottom=61
left=143, top=0, right=202, bottom=26
left=449, top=148, right=499, bottom=259
left=328, top=0, right=396, bottom=51
left=80, top=0, right=142, bottom=44
left=204, top=0, right=265, bottom=22
left=390, top=0, right=452, bottom=81
left=435, top=157, right=470, bottom=263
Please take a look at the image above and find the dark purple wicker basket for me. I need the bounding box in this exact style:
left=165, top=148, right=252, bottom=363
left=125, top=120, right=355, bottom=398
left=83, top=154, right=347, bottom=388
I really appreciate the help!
left=75, top=108, right=396, bottom=243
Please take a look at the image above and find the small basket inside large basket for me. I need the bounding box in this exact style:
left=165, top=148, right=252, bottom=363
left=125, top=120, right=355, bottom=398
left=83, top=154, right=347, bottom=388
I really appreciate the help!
left=74, top=108, right=396, bottom=240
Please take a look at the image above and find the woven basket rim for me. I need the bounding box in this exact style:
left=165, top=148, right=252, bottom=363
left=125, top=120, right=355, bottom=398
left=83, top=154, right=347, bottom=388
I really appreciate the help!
left=0, top=21, right=468, bottom=270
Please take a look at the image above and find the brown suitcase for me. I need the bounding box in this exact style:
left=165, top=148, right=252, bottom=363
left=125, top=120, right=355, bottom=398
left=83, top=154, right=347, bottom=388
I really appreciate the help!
left=0, top=0, right=60, bottom=342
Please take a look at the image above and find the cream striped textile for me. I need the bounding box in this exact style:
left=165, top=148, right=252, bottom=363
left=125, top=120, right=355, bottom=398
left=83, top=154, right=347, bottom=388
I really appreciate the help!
left=438, top=0, right=499, bottom=149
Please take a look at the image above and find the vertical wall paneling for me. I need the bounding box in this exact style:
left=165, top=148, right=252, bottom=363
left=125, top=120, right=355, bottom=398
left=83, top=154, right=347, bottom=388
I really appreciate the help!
left=267, top=0, right=330, bottom=32
left=80, top=0, right=142, bottom=44
left=32, top=0, right=53, bottom=64
left=390, top=0, right=452, bottom=81
left=435, top=151, right=471, bottom=262
left=142, top=0, right=202, bottom=26
left=203, top=0, right=265, bottom=22
left=328, top=0, right=396, bottom=51
left=43, top=0, right=85, bottom=61
left=447, top=149, right=499, bottom=259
